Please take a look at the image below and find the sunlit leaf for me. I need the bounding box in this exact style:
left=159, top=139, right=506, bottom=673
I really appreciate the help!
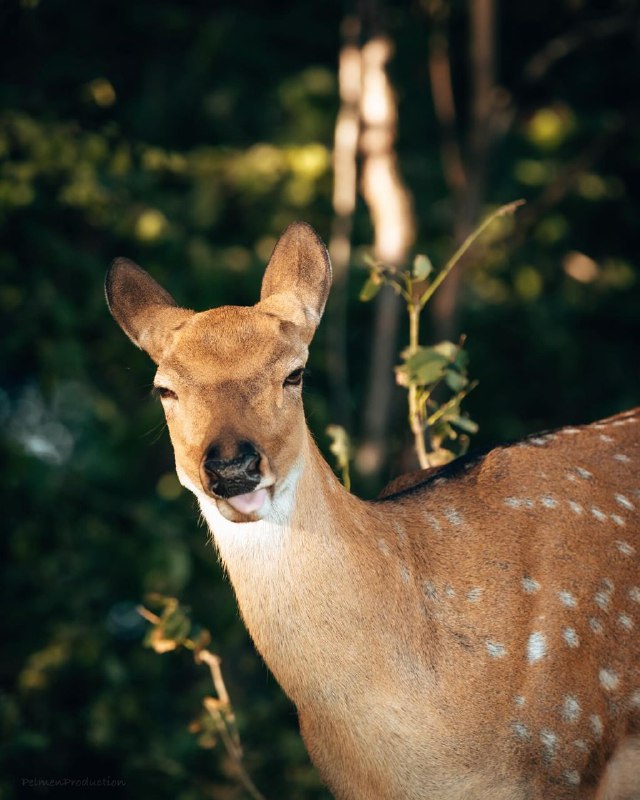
left=452, top=415, right=479, bottom=434
left=412, top=254, right=433, bottom=281
left=444, top=370, right=467, bottom=392
left=432, top=341, right=459, bottom=361
left=359, top=275, right=382, bottom=302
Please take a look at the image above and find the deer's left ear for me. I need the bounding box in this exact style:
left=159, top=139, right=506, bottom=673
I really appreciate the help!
left=105, top=258, right=194, bottom=364
left=257, top=222, right=332, bottom=344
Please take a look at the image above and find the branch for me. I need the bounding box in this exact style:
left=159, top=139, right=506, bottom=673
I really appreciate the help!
left=524, top=15, right=632, bottom=82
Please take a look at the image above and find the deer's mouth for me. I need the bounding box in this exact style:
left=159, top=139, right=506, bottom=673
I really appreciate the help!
left=213, top=479, right=276, bottom=522
left=224, top=487, right=268, bottom=515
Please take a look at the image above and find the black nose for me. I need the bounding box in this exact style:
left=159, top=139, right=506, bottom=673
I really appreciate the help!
left=202, top=440, right=262, bottom=498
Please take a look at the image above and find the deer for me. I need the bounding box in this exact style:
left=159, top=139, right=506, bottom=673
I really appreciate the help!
left=106, top=222, right=640, bottom=799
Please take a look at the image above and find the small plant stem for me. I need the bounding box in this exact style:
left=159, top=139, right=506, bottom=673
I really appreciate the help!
left=407, top=300, right=430, bottom=468
left=419, top=199, right=525, bottom=308
left=137, top=605, right=267, bottom=800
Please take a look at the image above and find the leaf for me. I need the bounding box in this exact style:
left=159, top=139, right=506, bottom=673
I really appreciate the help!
left=359, top=275, right=382, bottom=302
left=326, top=424, right=351, bottom=467
left=162, top=607, right=192, bottom=643
left=412, top=254, right=433, bottom=281
left=452, top=415, right=479, bottom=434
left=432, top=341, right=459, bottom=361
left=453, top=348, right=469, bottom=371
left=400, top=347, right=449, bottom=386
left=444, top=370, right=467, bottom=392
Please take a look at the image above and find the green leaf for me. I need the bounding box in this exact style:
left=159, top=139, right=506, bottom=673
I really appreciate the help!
left=453, top=348, right=469, bottom=371
left=162, top=607, right=192, bottom=643
left=359, top=275, right=382, bottom=302
left=401, top=347, right=449, bottom=386
left=452, top=415, right=479, bottom=434
left=432, top=341, right=459, bottom=361
left=444, top=370, right=468, bottom=392
left=412, top=254, right=433, bottom=281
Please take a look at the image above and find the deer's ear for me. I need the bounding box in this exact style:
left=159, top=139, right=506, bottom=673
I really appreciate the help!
left=257, top=222, right=332, bottom=344
left=105, top=258, right=193, bottom=364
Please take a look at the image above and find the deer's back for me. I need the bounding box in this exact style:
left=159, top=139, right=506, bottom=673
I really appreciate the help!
left=369, top=409, right=640, bottom=797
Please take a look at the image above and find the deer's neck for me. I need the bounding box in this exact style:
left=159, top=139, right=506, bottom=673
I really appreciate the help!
left=196, top=431, right=436, bottom=705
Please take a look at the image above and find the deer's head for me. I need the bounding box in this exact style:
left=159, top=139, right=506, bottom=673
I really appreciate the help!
left=106, top=222, right=331, bottom=523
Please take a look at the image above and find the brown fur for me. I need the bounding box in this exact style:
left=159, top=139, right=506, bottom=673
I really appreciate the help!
left=106, top=222, right=640, bottom=799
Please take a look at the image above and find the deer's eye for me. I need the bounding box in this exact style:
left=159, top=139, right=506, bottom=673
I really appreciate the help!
left=153, top=386, right=178, bottom=401
left=284, top=368, right=305, bottom=387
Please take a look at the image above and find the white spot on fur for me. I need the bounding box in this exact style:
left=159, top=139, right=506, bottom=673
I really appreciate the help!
left=540, top=729, right=557, bottom=758
left=378, top=538, right=390, bottom=556
left=514, top=695, right=525, bottom=707
left=512, top=721, right=530, bottom=739
left=444, top=508, right=463, bottom=526
left=486, top=640, right=506, bottom=658
left=615, top=493, right=635, bottom=511
left=618, top=613, right=633, bottom=630
left=564, top=770, right=580, bottom=786
left=611, top=514, right=625, bottom=526
left=565, top=472, right=578, bottom=483
left=613, top=453, right=631, bottom=463
left=562, top=427, right=580, bottom=435
left=568, top=501, right=583, bottom=514
left=505, top=496, right=534, bottom=509
left=599, top=668, right=619, bottom=691
left=573, top=739, right=588, bottom=751
left=527, top=632, right=547, bottom=662
left=423, top=580, right=438, bottom=600
left=541, top=495, right=558, bottom=509
left=563, top=627, right=579, bottom=648
left=630, top=690, right=640, bottom=708
left=522, top=576, right=541, bottom=594
left=400, top=565, right=410, bottom=584
left=589, top=617, right=604, bottom=634
left=444, top=584, right=455, bottom=598
left=616, top=540, right=635, bottom=556
left=530, top=436, right=550, bottom=446
left=394, top=522, right=407, bottom=544
left=576, top=466, right=593, bottom=479
left=600, top=434, right=614, bottom=443
left=590, top=714, right=603, bottom=739
left=591, top=506, right=607, bottom=522
left=425, top=513, right=441, bottom=531
left=467, top=587, right=483, bottom=602
left=558, top=590, right=577, bottom=608
left=594, top=591, right=610, bottom=611
left=629, top=587, right=640, bottom=603
left=562, top=695, right=581, bottom=723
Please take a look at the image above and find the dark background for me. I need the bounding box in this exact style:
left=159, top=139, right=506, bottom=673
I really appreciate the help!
left=1, top=0, right=639, bottom=798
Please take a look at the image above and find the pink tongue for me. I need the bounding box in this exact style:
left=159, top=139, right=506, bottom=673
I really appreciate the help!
left=226, top=488, right=267, bottom=515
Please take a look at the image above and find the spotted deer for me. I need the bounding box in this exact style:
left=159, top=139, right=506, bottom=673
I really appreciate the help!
left=106, top=222, right=640, bottom=800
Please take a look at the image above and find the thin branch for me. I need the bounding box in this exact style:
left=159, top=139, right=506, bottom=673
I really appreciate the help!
left=420, top=199, right=525, bottom=308
left=524, top=15, right=632, bottom=82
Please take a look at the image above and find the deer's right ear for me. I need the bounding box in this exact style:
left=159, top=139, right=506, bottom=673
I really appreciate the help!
left=105, top=258, right=193, bottom=364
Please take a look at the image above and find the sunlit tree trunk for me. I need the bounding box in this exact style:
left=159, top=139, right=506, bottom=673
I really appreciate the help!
left=326, top=17, right=362, bottom=427
left=356, top=33, right=416, bottom=479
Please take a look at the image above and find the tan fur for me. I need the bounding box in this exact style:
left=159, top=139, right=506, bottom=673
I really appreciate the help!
left=106, top=222, right=640, bottom=799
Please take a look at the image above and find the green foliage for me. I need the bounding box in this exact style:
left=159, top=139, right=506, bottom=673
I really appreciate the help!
left=361, top=202, right=523, bottom=466
left=325, top=424, right=352, bottom=491
left=1, top=1, right=639, bottom=799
